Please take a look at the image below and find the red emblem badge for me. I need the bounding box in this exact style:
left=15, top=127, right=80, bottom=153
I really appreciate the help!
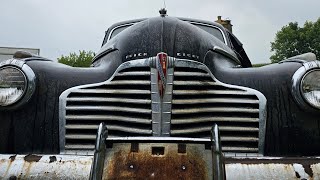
left=156, top=52, right=168, bottom=97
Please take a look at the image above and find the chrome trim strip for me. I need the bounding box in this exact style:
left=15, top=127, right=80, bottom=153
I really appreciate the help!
left=161, top=57, right=174, bottom=136
left=22, top=64, right=36, bottom=105
left=0, top=58, right=25, bottom=68
left=213, top=46, right=241, bottom=64
left=89, top=123, right=107, bottom=180
left=107, top=23, right=135, bottom=41
left=150, top=58, right=161, bottom=136
left=106, top=136, right=211, bottom=143
left=184, top=21, right=228, bottom=46
left=150, top=56, right=174, bottom=136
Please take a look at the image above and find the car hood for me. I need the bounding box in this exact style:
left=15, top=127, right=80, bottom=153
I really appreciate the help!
left=96, top=16, right=236, bottom=63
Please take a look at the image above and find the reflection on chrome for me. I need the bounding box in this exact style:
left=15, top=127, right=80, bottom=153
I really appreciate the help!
left=0, top=88, right=24, bottom=106
left=304, top=91, right=320, bottom=109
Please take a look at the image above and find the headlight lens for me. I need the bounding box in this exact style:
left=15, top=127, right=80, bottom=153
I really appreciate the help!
left=301, top=70, right=320, bottom=109
left=0, top=67, right=27, bottom=106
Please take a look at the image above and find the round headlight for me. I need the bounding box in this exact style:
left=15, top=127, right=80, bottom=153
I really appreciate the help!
left=301, top=69, right=320, bottom=109
left=0, top=66, right=27, bottom=106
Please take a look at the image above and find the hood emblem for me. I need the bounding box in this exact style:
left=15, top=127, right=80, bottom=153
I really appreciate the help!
left=156, top=52, right=168, bottom=97
left=176, top=52, right=199, bottom=60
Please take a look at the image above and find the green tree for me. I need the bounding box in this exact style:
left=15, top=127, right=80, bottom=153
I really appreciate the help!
left=270, top=18, right=320, bottom=63
left=58, top=50, right=95, bottom=67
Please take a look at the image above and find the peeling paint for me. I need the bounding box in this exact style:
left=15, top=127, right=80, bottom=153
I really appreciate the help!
left=302, top=164, right=314, bottom=178
left=49, top=156, right=57, bottom=163
left=9, top=176, right=17, bottom=180
left=0, top=155, right=93, bottom=179
left=293, top=164, right=310, bottom=180
left=24, top=154, right=42, bottom=162
left=9, top=155, right=16, bottom=162
left=103, top=143, right=210, bottom=179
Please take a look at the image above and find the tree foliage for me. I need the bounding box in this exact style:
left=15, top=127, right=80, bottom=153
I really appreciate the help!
left=270, top=18, right=320, bottom=63
left=58, top=50, right=95, bottom=67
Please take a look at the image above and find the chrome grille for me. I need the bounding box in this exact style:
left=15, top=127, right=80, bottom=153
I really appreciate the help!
left=63, top=66, right=152, bottom=152
left=60, top=58, right=266, bottom=154
left=171, top=66, right=261, bottom=153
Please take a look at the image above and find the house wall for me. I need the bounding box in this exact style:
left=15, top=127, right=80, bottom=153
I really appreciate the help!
left=0, top=47, right=40, bottom=62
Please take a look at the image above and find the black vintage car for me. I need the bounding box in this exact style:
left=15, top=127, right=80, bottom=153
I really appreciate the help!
left=1, top=10, right=320, bottom=179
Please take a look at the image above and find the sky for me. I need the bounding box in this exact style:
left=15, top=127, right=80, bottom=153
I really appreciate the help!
left=0, top=0, right=319, bottom=64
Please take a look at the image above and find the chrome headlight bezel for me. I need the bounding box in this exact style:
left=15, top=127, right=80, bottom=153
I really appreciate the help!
left=0, top=59, right=36, bottom=109
left=0, top=66, right=27, bottom=106
left=292, top=60, right=320, bottom=110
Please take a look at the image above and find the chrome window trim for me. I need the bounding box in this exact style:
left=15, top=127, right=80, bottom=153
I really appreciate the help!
left=184, top=21, right=228, bottom=46
left=0, top=59, right=36, bottom=109
left=292, top=60, right=320, bottom=110
left=107, top=23, right=135, bottom=42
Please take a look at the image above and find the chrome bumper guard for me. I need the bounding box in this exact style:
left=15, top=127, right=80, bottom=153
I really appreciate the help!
left=89, top=123, right=226, bottom=180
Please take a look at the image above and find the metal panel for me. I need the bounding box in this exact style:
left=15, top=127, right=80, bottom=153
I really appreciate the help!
left=1, top=155, right=320, bottom=179
left=103, top=143, right=211, bottom=179
left=225, top=157, right=320, bottom=180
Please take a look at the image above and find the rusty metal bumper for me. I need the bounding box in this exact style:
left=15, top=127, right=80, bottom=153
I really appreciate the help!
left=225, top=157, right=320, bottom=180
left=0, top=154, right=93, bottom=179
left=1, top=154, right=320, bottom=179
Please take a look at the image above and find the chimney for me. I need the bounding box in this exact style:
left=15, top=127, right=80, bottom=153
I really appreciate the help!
left=215, top=16, right=233, bottom=32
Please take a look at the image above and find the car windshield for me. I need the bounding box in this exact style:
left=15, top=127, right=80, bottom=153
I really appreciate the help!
left=108, top=22, right=225, bottom=44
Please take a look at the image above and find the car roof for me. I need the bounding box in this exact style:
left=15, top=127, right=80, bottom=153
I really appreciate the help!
left=102, top=17, right=229, bottom=46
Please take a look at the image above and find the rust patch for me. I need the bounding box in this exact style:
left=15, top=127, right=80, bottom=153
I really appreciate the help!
left=131, top=143, right=139, bottom=153
left=302, top=164, right=313, bottom=178
left=49, top=156, right=57, bottom=163
left=9, top=176, right=17, bottom=180
left=9, top=155, right=16, bottom=162
left=24, top=154, right=42, bottom=162
left=178, top=144, right=186, bottom=154
left=104, top=146, right=208, bottom=179
left=22, top=160, right=34, bottom=179
left=4, top=155, right=17, bottom=176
